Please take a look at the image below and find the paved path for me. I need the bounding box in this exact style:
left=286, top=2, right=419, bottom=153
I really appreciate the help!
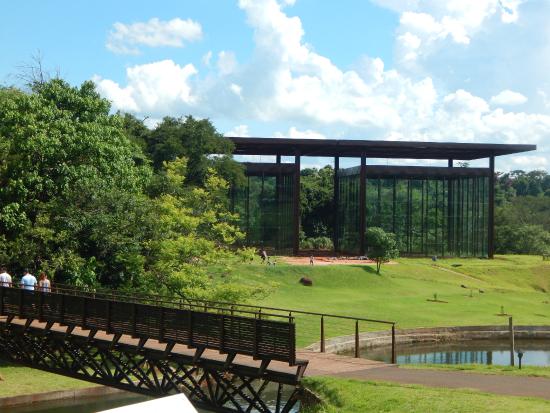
left=298, top=350, right=550, bottom=400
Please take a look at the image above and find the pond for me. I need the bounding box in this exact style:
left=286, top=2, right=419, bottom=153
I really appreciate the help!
left=344, top=339, right=550, bottom=366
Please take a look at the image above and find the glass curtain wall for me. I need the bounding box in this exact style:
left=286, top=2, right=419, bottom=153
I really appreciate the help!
left=336, top=167, right=361, bottom=254
left=366, top=175, right=489, bottom=257
left=231, top=169, right=294, bottom=252
left=336, top=168, right=489, bottom=257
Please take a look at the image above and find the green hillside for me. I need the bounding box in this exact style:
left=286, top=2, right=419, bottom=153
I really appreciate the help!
left=232, top=256, right=550, bottom=347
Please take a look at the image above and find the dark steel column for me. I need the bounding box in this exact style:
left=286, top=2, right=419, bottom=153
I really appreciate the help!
left=448, top=159, right=453, bottom=168
left=276, top=154, right=281, bottom=250
left=447, top=159, right=453, bottom=255
left=333, top=156, right=340, bottom=254
left=488, top=156, right=495, bottom=258
left=293, top=152, right=301, bottom=255
left=359, top=154, right=367, bottom=256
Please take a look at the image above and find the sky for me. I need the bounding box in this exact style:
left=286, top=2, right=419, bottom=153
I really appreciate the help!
left=1, top=0, right=549, bottom=171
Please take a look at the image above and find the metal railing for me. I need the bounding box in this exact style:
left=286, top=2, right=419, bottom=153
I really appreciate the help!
left=45, top=282, right=397, bottom=363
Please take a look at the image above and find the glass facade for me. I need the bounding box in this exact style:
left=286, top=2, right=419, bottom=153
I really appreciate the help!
left=234, top=162, right=490, bottom=257
left=337, top=167, right=489, bottom=257
left=231, top=166, right=294, bottom=252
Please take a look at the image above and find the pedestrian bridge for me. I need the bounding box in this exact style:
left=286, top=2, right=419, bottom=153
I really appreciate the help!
left=0, top=285, right=308, bottom=413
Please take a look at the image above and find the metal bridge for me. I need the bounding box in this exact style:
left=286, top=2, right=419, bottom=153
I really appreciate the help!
left=0, top=285, right=308, bottom=413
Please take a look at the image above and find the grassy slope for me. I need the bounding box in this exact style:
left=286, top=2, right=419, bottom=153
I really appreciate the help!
left=403, top=364, right=550, bottom=378
left=302, top=377, right=550, bottom=413
left=0, top=361, right=95, bottom=397
left=232, top=255, right=550, bottom=347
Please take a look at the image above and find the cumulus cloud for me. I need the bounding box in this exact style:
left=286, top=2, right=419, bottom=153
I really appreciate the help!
left=490, top=90, right=528, bottom=106
left=373, top=1, right=526, bottom=65
left=94, top=60, right=197, bottom=114
left=106, top=17, right=202, bottom=54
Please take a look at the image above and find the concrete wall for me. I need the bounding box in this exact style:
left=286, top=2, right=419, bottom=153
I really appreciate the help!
left=305, top=325, right=550, bottom=354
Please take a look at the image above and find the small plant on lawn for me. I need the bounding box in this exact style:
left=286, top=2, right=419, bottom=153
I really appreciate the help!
left=365, top=227, right=399, bottom=274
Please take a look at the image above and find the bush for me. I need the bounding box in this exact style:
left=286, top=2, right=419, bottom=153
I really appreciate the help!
left=300, top=236, right=334, bottom=250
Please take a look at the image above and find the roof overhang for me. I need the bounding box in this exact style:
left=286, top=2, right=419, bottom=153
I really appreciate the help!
left=228, top=137, right=536, bottom=160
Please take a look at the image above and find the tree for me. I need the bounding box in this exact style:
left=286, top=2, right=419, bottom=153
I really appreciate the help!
left=0, top=79, right=151, bottom=284
left=143, top=116, right=244, bottom=187
left=144, top=157, right=263, bottom=301
left=300, top=166, right=334, bottom=237
left=365, top=227, right=399, bottom=274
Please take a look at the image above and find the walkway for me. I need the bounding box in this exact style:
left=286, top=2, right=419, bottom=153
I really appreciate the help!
left=299, top=350, right=550, bottom=400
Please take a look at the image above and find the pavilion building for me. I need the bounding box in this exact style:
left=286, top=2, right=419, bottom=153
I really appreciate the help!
left=228, top=137, right=536, bottom=258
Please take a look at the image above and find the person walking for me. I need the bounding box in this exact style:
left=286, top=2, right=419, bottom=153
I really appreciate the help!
left=309, top=255, right=314, bottom=266
left=20, top=269, right=37, bottom=291
left=38, top=272, right=51, bottom=292
left=0, top=267, right=12, bottom=287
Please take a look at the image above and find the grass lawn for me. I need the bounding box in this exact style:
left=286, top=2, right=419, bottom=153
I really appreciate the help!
left=302, top=377, right=550, bottom=413
left=232, top=255, right=550, bottom=347
left=403, top=363, right=550, bottom=378
left=0, top=360, right=95, bottom=398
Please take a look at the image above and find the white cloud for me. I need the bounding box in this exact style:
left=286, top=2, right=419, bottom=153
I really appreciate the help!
left=374, top=1, right=526, bottom=65
left=274, top=127, right=326, bottom=139
left=202, top=51, right=213, bottom=66
left=94, top=60, right=197, bottom=115
left=224, top=124, right=250, bottom=137
left=510, top=155, right=548, bottom=169
left=106, top=17, right=202, bottom=55
left=217, top=51, right=238, bottom=75
left=490, top=90, right=527, bottom=106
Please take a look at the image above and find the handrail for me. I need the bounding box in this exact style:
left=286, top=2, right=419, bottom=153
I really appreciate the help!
left=47, top=285, right=292, bottom=321
left=51, top=282, right=398, bottom=363
left=0, top=286, right=298, bottom=365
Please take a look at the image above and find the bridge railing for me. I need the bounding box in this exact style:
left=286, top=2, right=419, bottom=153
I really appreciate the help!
left=0, top=286, right=299, bottom=366
left=50, top=283, right=397, bottom=363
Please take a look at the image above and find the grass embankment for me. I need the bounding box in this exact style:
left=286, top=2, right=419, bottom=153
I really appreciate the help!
left=232, top=255, right=550, bottom=347
left=302, top=377, right=550, bottom=413
left=404, top=363, right=550, bottom=378
left=0, top=361, right=95, bottom=398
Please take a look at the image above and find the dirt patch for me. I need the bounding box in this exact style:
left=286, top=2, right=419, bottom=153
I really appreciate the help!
left=281, top=256, right=397, bottom=266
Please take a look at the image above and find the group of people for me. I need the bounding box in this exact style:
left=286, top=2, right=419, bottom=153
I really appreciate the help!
left=0, top=267, right=51, bottom=292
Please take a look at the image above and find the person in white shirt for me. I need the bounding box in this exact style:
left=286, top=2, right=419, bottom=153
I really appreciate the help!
left=0, top=267, right=12, bottom=287
left=20, top=269, right=37, bottom=291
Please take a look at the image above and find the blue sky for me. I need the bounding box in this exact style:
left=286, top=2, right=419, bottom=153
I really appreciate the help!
left=1, top=0, right=549, bottom=171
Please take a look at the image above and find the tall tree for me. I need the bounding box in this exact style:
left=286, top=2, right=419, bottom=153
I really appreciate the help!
left=0, top=79, right=151, bottom=283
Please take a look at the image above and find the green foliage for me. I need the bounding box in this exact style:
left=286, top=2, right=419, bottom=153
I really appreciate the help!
left=300, top=166, right=334, bottom=237
left=496, top=225, right=550, bottom=255
left=138, top=115, right=245, bottom=187
left=0, top=79, right=255, bottom=303
left=495, top=170, right=550, bottom=255
left=300, top=235, right=334, bottom=250
left=365, top=227, right=399, bottom=273
left=0, top=79, right=151, bottom=283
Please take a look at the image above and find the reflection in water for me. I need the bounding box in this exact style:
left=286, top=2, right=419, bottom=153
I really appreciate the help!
left=350, top=339, right=550, bottom=366
left=8, top=381, right=299, bottom=413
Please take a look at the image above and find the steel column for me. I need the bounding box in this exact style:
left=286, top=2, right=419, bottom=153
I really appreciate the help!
left=359, top=154, right=366, bottom=256
left=333, top=156, right=340, bottom=254
left=292, top=153, right=301, bottom=255
left=488, top=156, right=495, bottom=258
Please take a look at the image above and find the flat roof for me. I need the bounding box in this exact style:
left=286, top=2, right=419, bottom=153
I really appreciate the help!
left=228, top=137, right=536, bottom=160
